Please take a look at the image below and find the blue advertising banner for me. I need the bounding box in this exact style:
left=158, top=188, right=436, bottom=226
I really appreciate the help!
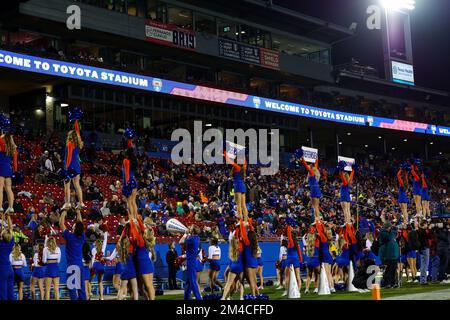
left=0, top=49, right=449, bottom=137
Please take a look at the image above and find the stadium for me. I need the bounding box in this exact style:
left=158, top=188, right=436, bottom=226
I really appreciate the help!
left=0, top=0, right=449, bottom=305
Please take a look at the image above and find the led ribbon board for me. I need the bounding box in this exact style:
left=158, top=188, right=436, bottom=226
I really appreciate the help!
left=0, top=49, right=449, bottom=137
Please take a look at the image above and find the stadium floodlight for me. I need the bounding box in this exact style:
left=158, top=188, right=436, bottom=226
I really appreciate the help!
left=381, top=0, right=415, bottom=11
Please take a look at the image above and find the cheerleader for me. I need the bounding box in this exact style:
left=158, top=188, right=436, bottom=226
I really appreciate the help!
left=256, top=247, right=264, bottom=290
left=82, top=241, right=92, bottom=299
left=62, top=130, right=84, bottom=210
left=30, top=243, right=45, bottom=300
left=117, top=232, right=138, bottom=300
left=282, top=225, right=302, bottom=297
left=397, top=166, right=410, bottom=223
left=397, top=231, right=408, bottom=282
left=298, top=151, right=322, bottom=219
left=314, top=219, right=335, bottom=292
left=0, top=213, right=14, bottom=300
left=43, top=236, right=61, bottom=300
left=338, top=162, right=354, bottom=224
left=104, top=247, right=122, bottom=295
left=303, top=233, right=320, bottom=294
left=179, top=225, right=203, bottom=300
left=122, top=148, right=138, bottom=220
left=410, top=163, right=423, bottom=217
left=0, top=130, right=18, bottom=214
left=224, top=152, right=248, bottom=222
left=91, top=231, right=108, bottom=300
left=221, top=225, right=245, bottom=300
left=334, top=235, right=350, bottom=285
left=241, top=221, right=259, bottom=296
left=132, top=218, right=156, bottom=300
left=421, top=172, right=430, bottom=218
left=276, top=238, right=288, bottom=289
left=403, top=225, right=418, bottom=283
left=196, top=244, right=205, bottom=292
left=208, top=237, right=223, bottom=293
left=10, top=244, right=27, bottom=300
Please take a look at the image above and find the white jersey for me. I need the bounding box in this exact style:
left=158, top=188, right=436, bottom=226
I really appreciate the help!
left=32, top=252, right=42, bottom=267
left=10, top=253, right=27, bottom=267
left=43, top=247, right=61, bottom=264
left=208, top=245, right=221, bottom=260
left=279, top=246, right=287, bottom=261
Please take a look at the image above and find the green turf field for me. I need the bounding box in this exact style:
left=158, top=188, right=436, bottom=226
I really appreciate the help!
left=160, top=282, right=450, bottom=300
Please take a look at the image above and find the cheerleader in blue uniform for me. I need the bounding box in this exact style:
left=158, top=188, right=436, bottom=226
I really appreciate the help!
left=195, top=245, right=205, bottom=292
left=421, top=172, right=430, bottom=218
left=297, top=150, right=322, bottom=219
left=403, top=225, right=418, bottom=283
left=397, top=232, right=408, bottom=282
left=0, top=213, right=14, bottom=300
left=117, top=224, right=138, bottom=300
left=314, top=219, right=335, bottom=292
left=82, top=241, right=92, bottom=299
left=90, top=231, right=108, bottom=300
left=104, top=247, right=122, bottom=296
left=43, top=236, right=61, bottom=300
left=338, top=161, right=355, bottom=224
left=122, top=147, right=138, bottom=221
left=30, top=243, right=45, bottom=300
left=303, top=233, right=320, bottom=294
left=10, top=244, right=27, bottom=300
left=282, top=225, right=302, bottom=296
left=221, top=224, right=245, bottom=300
left=224, top=152, right=248, bottom=221
left=242, top=220, right=260, bottom=296
left=256, top=247, right=264, bottom=290
left=132, top=217, right=156, bottom=300
left=207, top=237, right=223, bottom=293
left=335, top=235, right=350, bottom=285
left=276, top=238, right=288, bottom=289
left=0, top=127, right=18, bottom=214
left=397, top=166, right=410, bottom=223
left=410, top=163, right=423, bottom=217
left=62, top=130, right=84, bottom=210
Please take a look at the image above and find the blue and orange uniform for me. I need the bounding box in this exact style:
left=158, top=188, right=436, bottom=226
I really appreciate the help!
left=335, top=242, right=350, bottom=267
left=242, top=219, right=258, bottom=269
left=315, top=221, right=333, bottom=265
left=229, top=223, right=245, bottom=275
left=286, top=225, right=302, bottom=268
left=397, top=169, right=409, bottom=204
left=421, top=173, right=430, bottom=201
left=132, top=218, right=154, bottom=276
left=0, top=136, right=18, bottom=178
left=226, top=153, right=247, bottom=194
left=301, top=158, right=321, bottom=199
left=339, top=169, right=354, bottom=202
left=402, top=229, right=417, bottom=259
left=32, top=251, right=46, bottom=279
left=119, top=223, right=138, bottom=281
left=410, top=165, right=422, bottom=197
left=64, top=140, right=81, bottom=177
left=304, top=243, right=320, bottom=269
left=122, top=158, right=137, bottom=197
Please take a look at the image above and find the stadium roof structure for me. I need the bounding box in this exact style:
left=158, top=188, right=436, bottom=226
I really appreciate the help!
left=168, top=0, right=355, bottom=45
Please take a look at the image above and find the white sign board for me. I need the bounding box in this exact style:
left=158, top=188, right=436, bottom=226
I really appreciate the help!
left=392, top=61, right=415, bottom=86
left=302, top=146, right=318, bottom=163
left=225, top=140, right=245, bottom=160
left=338, top=156, right=355, bottom=172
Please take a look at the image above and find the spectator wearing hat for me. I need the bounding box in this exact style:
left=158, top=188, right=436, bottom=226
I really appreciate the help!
left=378, top=221, right=399, bottom=288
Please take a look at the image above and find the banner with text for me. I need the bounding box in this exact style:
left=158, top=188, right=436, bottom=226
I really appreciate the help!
left=145, top=20, right=196, bottom=51
left=302, top=146, right=318, bottom=163
left=338, top=156, right=355, bottom=172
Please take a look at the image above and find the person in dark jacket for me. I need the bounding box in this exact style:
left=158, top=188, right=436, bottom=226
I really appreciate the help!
left=166, top=242, right=179, bottom=290
left=378, top=221, right=399, bottom=288
left=417, top=220, right=432, bottom=285
left=435, top=222, right=450, bottom=282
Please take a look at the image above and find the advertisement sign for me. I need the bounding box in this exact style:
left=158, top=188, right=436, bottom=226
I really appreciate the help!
left=338, top=156, right=355, bottom=172
left=225, top=140, right=245, bottom=160
left=0, top=49, right=448, bottom=137
left=145, top=20, right=196, bottom=51
left=218, top=38, right=280, bottom=70
left=391, top=61, right=414, bottom=86
left=301, top=146, right=318, bottom=163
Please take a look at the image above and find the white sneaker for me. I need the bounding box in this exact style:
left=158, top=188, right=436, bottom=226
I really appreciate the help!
left=414, top=279, right=419, bottom=283
left=5, top=207, right=14, bottom=214
left=304, top=289, right=309, bottom=294
left=258, top=286, right=264, bottom=290
left=330, top=287, right=336, bottom=293
left=61, top=203, right=71, bottom=211
left=407, top=279, right=413, bottom=283
left=441, top=279, right=450, bottom=284
left=313, top=288, right=319, bottom=293
left=76, top=202, right=86, bottom=210
left=282, top=291, right=287, bottom=297
left=276, top=285, right=284, bottom=290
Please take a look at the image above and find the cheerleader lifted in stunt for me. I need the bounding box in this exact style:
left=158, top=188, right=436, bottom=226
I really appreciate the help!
left=122, top=128, right=138, bottom=221
left=224, top=151, right=248, bottom=222
left=397, top=163, right=410, bottom=223
left=296, top=149, right=322, bottom=219
left=0, top=114, right=18, bottom=214
left=337, top=161, right=355, bottom=225
left=410, top=161, right=423, bottom=218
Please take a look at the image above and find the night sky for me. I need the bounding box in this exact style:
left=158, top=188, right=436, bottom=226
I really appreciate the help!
left=273, top=0, right=450, bottom=93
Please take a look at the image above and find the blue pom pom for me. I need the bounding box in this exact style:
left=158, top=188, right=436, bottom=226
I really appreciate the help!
left=68, top=107, right=83, bottom=123
left=337, top=160, right=346, bottom=171
left=11, top=172, right=24, bottom=186
left=124, top=127, right=136, bottom=140
left=294, top=148, right=303, bottom=159
left=352, top=162, right=359, bottom=172
left=0, top=113, right=11, bottom=131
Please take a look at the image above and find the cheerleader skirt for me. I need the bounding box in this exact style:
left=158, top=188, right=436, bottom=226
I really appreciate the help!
left=244, top=245, right=258, bottom=268
left=32, top=266, right=46, bottom=279
left=44, top=263, right=60, bottom=278
left=257, top=257, right=264, bottom=267
left=114, top=262, right=123, bottom=275
left=92, top=261, right=105, bottom=275
left=13, top=267, right=25, bottom=283
left=121, top=256, right=137, bottom=281
left=229, top=253, right=244, bottom=274
left=209, top=260, right=220, bottom=271
left=319, top=242, right=334, bottom=265
left=135, top=247, right=154, bottom=275
left=195, top=260, right=204, bottom=273
left=234, top=180, right=246, bottom=194
left=336, top=249, right=350, bottom=267
left=422, top=188, right=430, bottom=201
left=340, top=186, right=351, bottom=202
